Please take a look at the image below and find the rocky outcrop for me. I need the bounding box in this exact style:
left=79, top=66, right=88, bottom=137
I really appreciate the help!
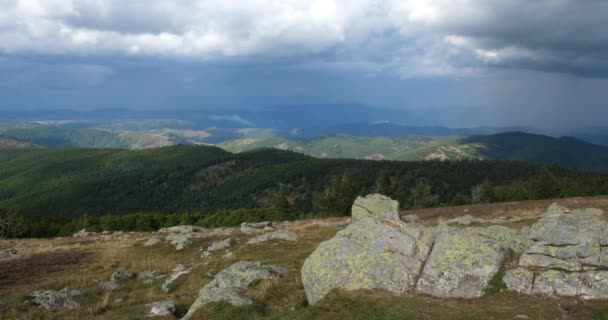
left=182, top=261, right=287, bottom=320
left=247, top=230, right=298, bottom=244
left=144, top=235, right=162, bottom=246
left=502, top=204, right=608, bottom=299
left=28, top=288, right=85, bottom=310
left=301, top=196, right=608, bottom=305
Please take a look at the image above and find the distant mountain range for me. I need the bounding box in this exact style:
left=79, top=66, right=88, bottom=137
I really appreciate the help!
left=2, top=106, right=608, bottom=173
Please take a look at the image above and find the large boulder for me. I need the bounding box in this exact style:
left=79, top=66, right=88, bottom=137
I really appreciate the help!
left=301, top=218, right=424, bottom=305
left=28, top=288, right=85, bottom=310
left=416, top=230, right=505, bottom=298
left=532, top=270, right=608, bottom=299
left=182, top=261, right=286, bottom=320
left=351, top=194, right=400, bottom=222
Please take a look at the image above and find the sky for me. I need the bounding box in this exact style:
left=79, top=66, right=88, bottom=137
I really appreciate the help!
left=1, top=0, right=608, bottom=128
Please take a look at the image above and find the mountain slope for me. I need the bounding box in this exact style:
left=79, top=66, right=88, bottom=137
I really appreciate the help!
left=0, top=145, right=605, bottom=217
left=0, top=136, right=43, bottom=149
left=0, top=126, right=175, bottom=149
left=220, top=132, right=608, bottom=172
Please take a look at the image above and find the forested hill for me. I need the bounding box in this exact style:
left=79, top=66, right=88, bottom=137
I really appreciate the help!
left=1, top=145, right=607, bottom=218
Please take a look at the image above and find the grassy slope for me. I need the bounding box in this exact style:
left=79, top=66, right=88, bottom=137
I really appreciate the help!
left=1, top=213, right=607, bottom=319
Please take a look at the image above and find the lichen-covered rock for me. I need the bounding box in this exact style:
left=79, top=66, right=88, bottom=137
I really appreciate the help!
left=29, top=288, right=84, bottom=310
left=111, top=269, right=134, bottom=282
left=519, top=254, right=582, bottom=271
left=165, top=234, right=192, bottom=251
left=416, top=230, right=505, bottom=298
left=247, top=230, right=298, bottom=244
left=207, top=238, right=235, bottom=252
left=182, top=261, right=287, bottom=320
left=504, top=268, right=534, bottom=294
left=98, top=281, right=121, bottom=290
left=148, top=300, right=175, bottom=316
left=161, top=264, right=191, bottom=293
left=351, top=194, right=400, bottom=222
left=524, top=242, right=602, bottom=266
left=529, top=204, right=607, bottom=246
left=531, top=270, right=608, bottom=299
left=301, top=219, right=423, bottom=305
left=466, top=225, right=531, bottom=252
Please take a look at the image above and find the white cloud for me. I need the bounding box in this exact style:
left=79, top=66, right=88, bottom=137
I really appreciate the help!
left=1, top=0, right=607, bottom=77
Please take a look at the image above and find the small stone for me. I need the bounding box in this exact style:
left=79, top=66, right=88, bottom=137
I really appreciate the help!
left=0, top=249, right=20, bottom=261
left=207, top=238, right=234, bottom=252
left=98, top=281, right=121, bottom=290
left=144, top=235, right=162, bottom=246
left=161, top=264, right=191, bottom=293
left=247, top=230, right=298, bottom=244
left=73, top=229, right=89, bottom=237
left=165, top=234, right=192, bottom=250
left=138, top=270, right=166, bottom=280
left=148, top=300, right=175, bottom=317
left=111, top=269, right=134, bottom=282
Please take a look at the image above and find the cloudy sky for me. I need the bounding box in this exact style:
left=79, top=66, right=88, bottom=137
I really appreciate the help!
left=1, top=0, right=608, bottom=128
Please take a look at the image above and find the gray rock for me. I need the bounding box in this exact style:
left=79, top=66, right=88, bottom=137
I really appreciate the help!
left=161, top=264, right=191, bottom=293
left=111, top=269, right=134, bottom=282
left=240, top=221, right=273, bottom=234
left=144, top=235, right=162, bottom=247
left=207, top=238, right=235, bottom=252
left=223, top=251, right=234, bottom=259
left=159, top=225, right=202, bottom=234
left=29, top=288, right=84, bottom=310
left=0, top=249, right=19, bottom=261
left=301, top=218, right=423, bottom=305
left=98, top=281, right=121, bottom=290
left=165, top=234, right=192, bottom=251
left=351, top=194, right=400, bottom=222
left=466, top=225, right=531, bottom=252
left=401, top=214, right=419, bottom=223
left=529, top=204, right=607, bottom=246
left=532, top=270, right=608, bottom=299
left=247, top=230, right=298, bottom=244
left=200, top=250, right=211, bottom=259
left=148, top=300, right=175, bottom=317
left=182, top=261, right=287, bottom=320
left=504, top=268, right=534, bottom=295
left=416, top=230, right=505, bottom=298
left=524, top=242, right=602, bottom=266
left=519, top=254, right=582, bottom=271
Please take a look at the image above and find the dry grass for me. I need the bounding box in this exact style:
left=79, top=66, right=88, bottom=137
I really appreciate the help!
left=403, top=196, right=608, bottom=224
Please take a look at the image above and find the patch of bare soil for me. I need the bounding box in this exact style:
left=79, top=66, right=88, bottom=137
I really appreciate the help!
left=0, top=250, right=90, bottom=288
